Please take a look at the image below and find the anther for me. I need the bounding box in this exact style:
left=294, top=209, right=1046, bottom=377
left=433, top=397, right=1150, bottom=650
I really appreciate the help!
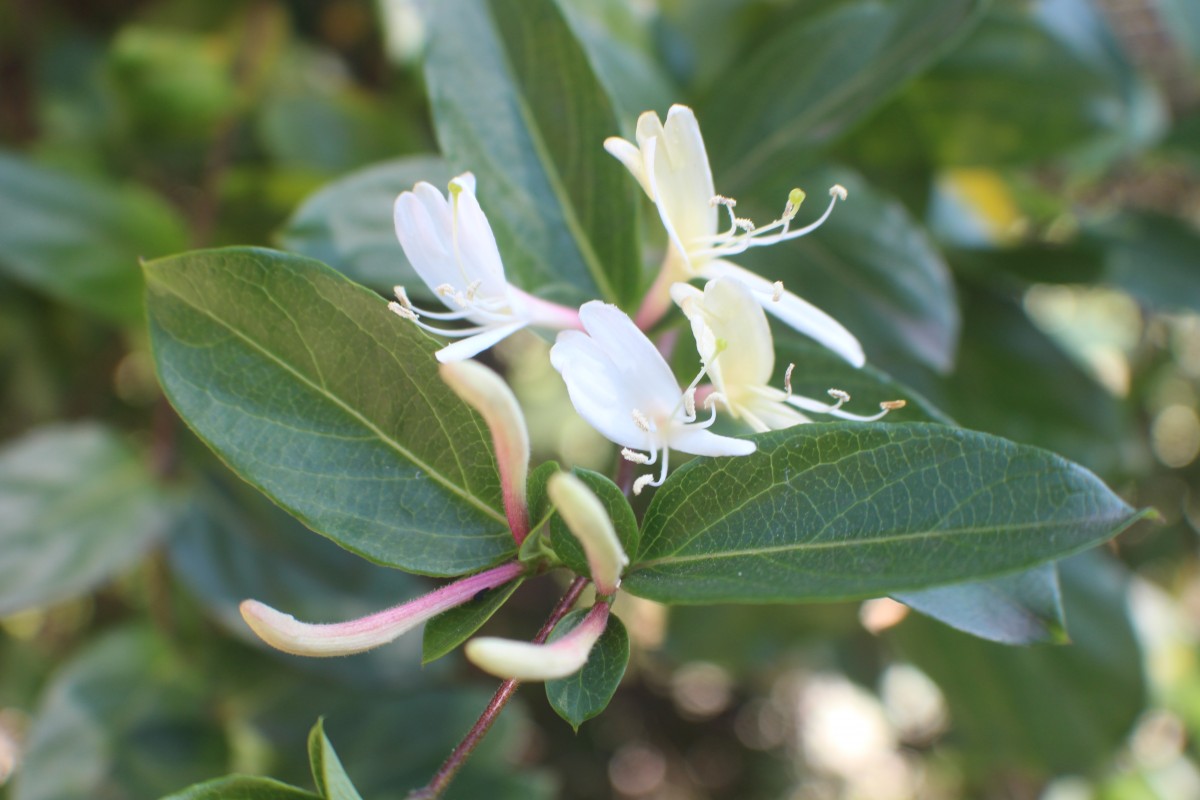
left=827, top=389, right=851, bottom=406
left=784, top=363, right=795, bottom=397
left=880, top=400, right=907, bottom=411
left=388, top=301, right=418, bottom=321
left=830, top=184, right=848, bottom=201
left=621, top=448, right=650, bottom=465
left=709, top=194, right=737, bottom=208
left=735, top=217, right=756, bottom=232
left=633, top=474, right=655, bottom=496
left=771, top=281, right=784, bottom=302
left=465, top=280, right=482, bottom=302
left=393, top=286, right=413, bottom=309
left=632, top=409, right=652, bottom=432
left=683, top=388, right=697, bottom=419
left=783, top=188, right=806, bottom=221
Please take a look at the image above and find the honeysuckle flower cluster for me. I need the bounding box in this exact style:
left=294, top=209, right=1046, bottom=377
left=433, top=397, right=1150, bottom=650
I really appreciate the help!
left=242, top=104, right=902, bottom=684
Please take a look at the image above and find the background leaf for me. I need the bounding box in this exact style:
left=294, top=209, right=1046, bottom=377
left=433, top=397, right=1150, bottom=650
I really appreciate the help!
left=895, top=563, right=1067, bottom=645
left=627, top=422, right=1144, bottom=604
left=545, top=609, right=629, bottom=730
left=278, top=155, right=450, bottom=293
left=145, top=247, right=512, bottom=575
left=0, top=423, right=169, bottom=615
left=162, top=776, right=319, bottom=800
left=423, top=0, right=641, bottom=306
left=0, top=151, right=187, bottom=324
left=307, top=720, right=364, bottom=800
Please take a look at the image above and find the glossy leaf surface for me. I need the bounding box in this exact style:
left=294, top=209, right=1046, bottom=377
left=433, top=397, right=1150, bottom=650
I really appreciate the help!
left=545, top=610, right=629, bottom=730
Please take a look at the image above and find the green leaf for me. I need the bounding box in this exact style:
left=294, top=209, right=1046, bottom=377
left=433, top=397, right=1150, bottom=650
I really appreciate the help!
left=167, top=477, right=433, bottom=686
left=0, top=423, right=169, bottom=615
left=626, top=422, right=1146, bottom=604
left=144, top=247, right=513, bottom=575
left=525, top=459, right=562, bottom=534
left=893, top=552, right=1145, bottom=774
left=278, top=155, right=450, bottom=292
left=703, top=0, right=986, bottom=188
left=424, top=0, right=641, bottom=307
left=895, top=563, right=1067, bottom=645
left=550, top=468, right=639, bottom=579
left=307, top=720, right=364, bottom=800
left=422, top=576, right=525, bottom=664
left=545, top=609, right=629, bottom=730
left=0, top=151, right=187, bottom=324
left=1096, top=211, right=1200, bottom=314
left=161, top=776, right=320, bottom=800
left=15, top=627, right=229, bottom=800
left=738, top=165, right=959, bottom=373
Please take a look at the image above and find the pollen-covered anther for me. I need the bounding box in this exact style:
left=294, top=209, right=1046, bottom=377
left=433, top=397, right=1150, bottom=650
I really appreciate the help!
left=880, top=399, right=907, bottom=411
left=632, top=408, right=652, bottom=432
left=621, top=448, right=650, bottom=465
left=388, top=301, right=418, bottom=321
left=735, top=217, right=756, bottom=232
left=709, top=194, right=737, bottom=208
left=771, top=281, right=784, bottom=302
left=827, top=388, right=851, bottom=409
left=392, top=285, right=413, bottom=309
left=683, top=388, right=697, bottom=419
left=784, top=363, right=795, bottom=397
left=633, top=474, right=655, bottom=496
left=704, top=391, right=729, bottom=411
left=435, top=283, right=466, bottom=307
left=830, top=184, right=848, bottom=201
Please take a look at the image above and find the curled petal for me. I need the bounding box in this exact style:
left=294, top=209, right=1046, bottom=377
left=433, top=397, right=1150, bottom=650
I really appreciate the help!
left=465, top=603, right=610, bottom=681
left=439, top=360, right=531, bottom=542
left=239, top=561, right=524, bottom=657
left=548, top=472, right=629, bottom=595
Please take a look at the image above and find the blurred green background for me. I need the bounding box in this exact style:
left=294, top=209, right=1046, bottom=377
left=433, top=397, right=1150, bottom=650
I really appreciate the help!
left=2, top=0, right=1200, bottom=798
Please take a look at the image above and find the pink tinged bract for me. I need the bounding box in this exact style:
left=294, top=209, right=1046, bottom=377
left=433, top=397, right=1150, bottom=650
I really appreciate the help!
left=239, top=561, right=524, bottom=658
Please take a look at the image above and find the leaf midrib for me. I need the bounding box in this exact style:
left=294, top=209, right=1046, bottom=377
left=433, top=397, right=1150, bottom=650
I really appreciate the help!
left=149, top=270, right=506, bottom=526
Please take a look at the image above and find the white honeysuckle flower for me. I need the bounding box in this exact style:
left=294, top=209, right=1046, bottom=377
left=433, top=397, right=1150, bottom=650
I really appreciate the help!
left=550, top=301, right=754, bottom=495
left=547, top=472, right=629, bottom=596
left=604, top=105, right=864, bottom=367
left=439, top=360, right=531, bottom=544
left=465, top=602, right=611, bottom=681
left=238, top=561, right=524, bottom=658
left=672, top=278, right=904, bottom=433
left=390, top=172, right=581, bottom=363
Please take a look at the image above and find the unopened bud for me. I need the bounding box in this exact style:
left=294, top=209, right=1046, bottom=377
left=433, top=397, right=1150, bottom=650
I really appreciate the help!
left=548, top=472, right=629, bottom=595
left=465, top=602, right=610, bottom=681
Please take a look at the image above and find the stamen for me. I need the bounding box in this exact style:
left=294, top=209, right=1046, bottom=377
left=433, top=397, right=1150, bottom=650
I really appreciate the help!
left=735, top=217, right=756, bottom=232
left=633, top=474, right=655, bottom=496
left=388, top=301, right=418, bottom=321
left=621, top=448, right=650, bottom=465
left=632, top=409, right=652, bottom=432
left=827, top=389, right=851, bottom=409
left=830, top=184, right=848, bottom=201
left=683, top=388, right=697, bottom=420
left=771, top=281, right=784, bottom=302
left=393, top=286, right=413, bottom=309
left=709, top=194, right=737, bottom=208
left=880, top=400, right=906, bottom=411
left=784, top=363, right=795, bottom=397
left=465, top=279, right=482, bottom=302
left=704, top=391, right=730, bottom=411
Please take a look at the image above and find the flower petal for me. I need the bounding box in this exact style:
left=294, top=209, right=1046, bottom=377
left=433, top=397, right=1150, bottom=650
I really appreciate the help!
left=669, top=426, right=756, bottom=457
left=434, top=320, right=528, bottom=364
left=604, top=136, right=653, bottom=199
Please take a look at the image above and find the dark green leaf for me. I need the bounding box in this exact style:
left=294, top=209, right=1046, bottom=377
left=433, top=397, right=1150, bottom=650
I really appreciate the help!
left=895, top=563, right=1067, bottom=645
left=703, top=0, right=986, bottom=188
left=525, top=460, right=562, bottom=534
left=545, top=609, right=629, bottom=730
left=0, top=423, right=169, bottom=615
left=307, top=720, right=363, bottom=800
left=14, top=627, right=229, bottom=800
left=550, top=468, right=639, bottom=579
left=942, top=286, right=1126, bottom=477
left=424, top=0, right=640, bottom=307
left=167, top=477, right=434, bottom=686
left=161, top=776, right=319, bottom=800
left=947, top=241, right=1106, bottom=286
left=278, top=156, right=450, bottom=292
left=144, top=247, right=512, bottom=575
left=738, top=165, right=959, bottom=373
left=893, top=552, right=1145, bottom=773
left=626, top=422, right=1146, bottom=604
left=1096, top=211, right=1200, bottom=314
left=422, top=577, right=525, bottom=664
left=0, top=151, right=187, bottom=324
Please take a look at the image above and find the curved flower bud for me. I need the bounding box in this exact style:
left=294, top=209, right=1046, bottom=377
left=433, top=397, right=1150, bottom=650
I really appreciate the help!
left=674, top=278, right=903, bottom=432
left=547, top=472, right=628, bottom=595
left=239, top=561, right=524, bottom=657
left=390, top=173, right=581, bottom=362
left=605, top=105, right=863, bottom=366
left=440, top=360, right=530, bottom=543
left=465, top=602, right=610, bottom=681
left=550, top=301, right=754, bottom=494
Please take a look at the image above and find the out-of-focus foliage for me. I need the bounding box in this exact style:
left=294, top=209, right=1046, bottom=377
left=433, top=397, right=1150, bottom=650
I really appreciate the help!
left=1, top=0, right=1199, bottom=798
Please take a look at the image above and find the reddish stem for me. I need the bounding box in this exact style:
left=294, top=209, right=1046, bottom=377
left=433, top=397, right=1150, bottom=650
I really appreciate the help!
left=408, top=576, right=589, bottom=799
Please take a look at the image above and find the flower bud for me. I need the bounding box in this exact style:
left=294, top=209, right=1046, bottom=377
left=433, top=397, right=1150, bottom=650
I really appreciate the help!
left=465, top=602, right=610, bottom=681
left=548, top=472, right=629, bottom=595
